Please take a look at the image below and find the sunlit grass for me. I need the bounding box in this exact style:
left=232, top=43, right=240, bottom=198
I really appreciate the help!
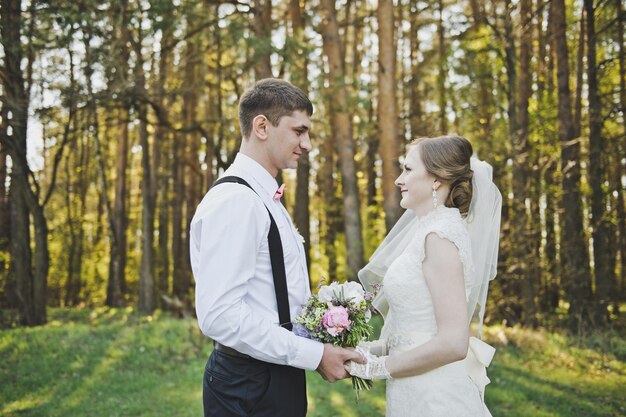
left=1, top=308, right=624, bottom=417
left=483, top=324, right=625, bottom=417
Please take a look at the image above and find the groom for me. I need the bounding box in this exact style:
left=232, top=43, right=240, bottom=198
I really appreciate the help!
left=190, top=78, right=363, bottom=417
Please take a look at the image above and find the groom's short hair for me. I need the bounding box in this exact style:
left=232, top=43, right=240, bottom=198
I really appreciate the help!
left=239, top=78, right=313, bottom=139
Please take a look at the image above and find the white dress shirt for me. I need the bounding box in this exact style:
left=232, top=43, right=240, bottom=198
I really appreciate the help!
left=190, top=153, right=324, bottom=370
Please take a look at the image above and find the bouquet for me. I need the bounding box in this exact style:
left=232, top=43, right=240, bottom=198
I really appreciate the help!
left=293, top=280, right=379, bottom=396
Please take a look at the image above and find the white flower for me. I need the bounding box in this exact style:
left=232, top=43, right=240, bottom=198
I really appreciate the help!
left=317, top=281, right=366, bottom=305
left=341, top=281, right=365, bottom=305
left=318, top=282, right=340, bottom=303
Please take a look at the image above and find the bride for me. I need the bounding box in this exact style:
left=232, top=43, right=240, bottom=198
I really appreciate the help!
left=347, top=135, right=502, bottom=417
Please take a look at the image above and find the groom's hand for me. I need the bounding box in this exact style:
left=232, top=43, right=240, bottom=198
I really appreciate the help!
left=316, top=344, right=367, bottom=382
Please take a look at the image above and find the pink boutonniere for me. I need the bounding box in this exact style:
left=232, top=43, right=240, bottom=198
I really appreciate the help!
left=273, top=184, right=285, bottom=201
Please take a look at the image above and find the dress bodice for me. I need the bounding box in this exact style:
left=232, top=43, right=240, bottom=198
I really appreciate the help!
left=380, top=206, right=474, bottom=345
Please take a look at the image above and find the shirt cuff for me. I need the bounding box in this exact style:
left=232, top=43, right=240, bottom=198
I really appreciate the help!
left=292, top=336, right=324, bottom=371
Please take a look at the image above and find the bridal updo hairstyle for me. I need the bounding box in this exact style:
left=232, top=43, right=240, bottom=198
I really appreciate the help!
left=411, top=134, right=474, bottom=218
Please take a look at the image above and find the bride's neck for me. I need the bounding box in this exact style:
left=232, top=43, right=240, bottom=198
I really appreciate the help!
left=412, top=203, right=437, bottom=219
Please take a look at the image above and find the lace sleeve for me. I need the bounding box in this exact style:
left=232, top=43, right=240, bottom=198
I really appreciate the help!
left=409, top=212, right=475, bottom=299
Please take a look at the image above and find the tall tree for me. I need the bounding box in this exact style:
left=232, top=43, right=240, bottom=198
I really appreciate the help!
left=320, top=129, right=339, bottom=281
left=132, top=15, right=156, bottom=314
left=551, top=0, right=592, bottom=331
left=171, top=128, right=186, bottom=299
left=106, top=0, right=131, bottom=307
left=408, top=0, right=424, bottom=137
left=504, top=0, right=518, bottom=139
left=512, top=0, right=536, bottom=325
left=0, top=111, right=10, bottom=304
left=64, top=37, right=87, bottom=306
left=377, top=0, right=401, bottom=233
left=616, top=0, right=626, bottom=314
left=252, top=0, right=273, bottom=79
left=290, top=0, right=312, bottom=270
left=537, top=1, right=560, bottom=313
left=175, top=21, right=201, bottom=302
left=436, top=0, right=447, bottom=133
left=585, top=0, right=611, bottom=324
left=185, top=46, right=202, bottom=302
left=1, top=0, right=48, bottom=325
left=155, top=18, right=174, bottom=297
left=319, top=0, right=364, bottom=281
left=612, top=0, right=626, bottom=314
left=573, top=7, right=586, bottom=137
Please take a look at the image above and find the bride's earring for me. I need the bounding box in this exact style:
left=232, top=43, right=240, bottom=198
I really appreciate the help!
left=432, top=183, right=438, bottom=209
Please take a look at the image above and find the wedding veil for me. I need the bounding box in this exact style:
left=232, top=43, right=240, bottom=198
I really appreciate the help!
left=358, top=157, right=502, bottom=338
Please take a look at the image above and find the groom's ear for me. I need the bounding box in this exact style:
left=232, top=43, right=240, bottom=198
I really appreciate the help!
left=252, top=115, right=269, bottom=140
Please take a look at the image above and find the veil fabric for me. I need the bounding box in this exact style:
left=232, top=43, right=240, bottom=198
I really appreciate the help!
left=358, top=157, right=502, bottom=338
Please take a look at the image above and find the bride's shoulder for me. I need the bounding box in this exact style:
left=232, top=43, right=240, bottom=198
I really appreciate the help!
left=421, top=208, right=469, bottom=245
left=426, top=207, right=464, bottom=230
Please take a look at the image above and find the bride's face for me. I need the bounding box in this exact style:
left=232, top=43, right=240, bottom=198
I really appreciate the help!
left=395, top=146, right=438, bottom=211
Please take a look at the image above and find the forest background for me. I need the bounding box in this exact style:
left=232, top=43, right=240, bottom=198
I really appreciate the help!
left=1, top=0, right=625, bottom=335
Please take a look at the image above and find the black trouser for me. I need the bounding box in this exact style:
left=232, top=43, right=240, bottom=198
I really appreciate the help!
left=203, top=350, right=307, bottom=417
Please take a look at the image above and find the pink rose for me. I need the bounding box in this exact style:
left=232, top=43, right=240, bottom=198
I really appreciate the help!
left=322, top=305, right=351, bottom=336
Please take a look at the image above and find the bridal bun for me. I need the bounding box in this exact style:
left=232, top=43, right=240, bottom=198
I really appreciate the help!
left=447, top=171, right=473, bottom=218
left=411, top=134, right=474, bottom=218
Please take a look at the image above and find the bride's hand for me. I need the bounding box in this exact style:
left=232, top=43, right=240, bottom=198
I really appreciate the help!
left=358, top=339, right=388, bottom=356
left=317, top=344, right=367, bottom=382
left=345, top=352, right=392, bottom=380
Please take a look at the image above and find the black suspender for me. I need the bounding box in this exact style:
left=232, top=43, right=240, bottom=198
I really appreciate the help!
left=211, top=176, right=293, bottom=331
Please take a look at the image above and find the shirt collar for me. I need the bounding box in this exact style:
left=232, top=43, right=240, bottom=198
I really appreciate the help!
left=232, top=153, right=279, bottom=198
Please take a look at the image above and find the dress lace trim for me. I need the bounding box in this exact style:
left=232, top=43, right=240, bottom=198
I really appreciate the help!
left=408, top=207, right=475, bottom=294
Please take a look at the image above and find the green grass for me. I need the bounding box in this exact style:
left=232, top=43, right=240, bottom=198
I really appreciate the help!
left=1, top=308, right=624, bottom=417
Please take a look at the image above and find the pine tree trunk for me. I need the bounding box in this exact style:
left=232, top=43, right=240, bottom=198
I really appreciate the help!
left=168, top=27, right=188, bottom=299
left=135, top=31, right=156, bottom=315
left=551, top=0, right=592, bottom=332
left=1, top=0, right=47, bottom=325
left=171, top=131, right=186, bottom=299
left=0, top=113, right=11, bottom=306
left=175, top=36, right=200, bottom=302
left=65, top=158, right=78, bottom=306
left=408, top=0, right=423, bottom=137
left=321, top=134, right=338, bottom=282
left=157, top=133, right=171, bottom=296
left=253, top=0, right=273, bottom=79
left=504, top=0, right=518, bottom=138
left=436, top=0, right=447, bottom=133
left=377, top=0, right=402, bottom=233
left=291, top=0, right=311, bottom=271
left=616, top=0, right=626, bottom=313
left=10, top=179, right=34, bottom=324
left=573, top=8, right=585, bottom=138
left=106, top=0, right=131, bottom=307
left=585, top=0, right=611, bottom=325
left=156, top=28, right=172, bottom=297
left=184, top=55, right=200, bottom=303
left=366, top=101, right=379, bottom=208
left=319, top=0, right=364, bottom=281
left=514, top=0, right=536, bottom=326
left=64, top=48, right=86, bottom=307
left=469, top=0, right=492, bottom=142
left=538, top=2, right=560, bottom=313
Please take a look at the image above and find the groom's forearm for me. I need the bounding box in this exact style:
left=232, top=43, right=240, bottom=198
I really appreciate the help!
left=203, top=304, right=324, bottom=370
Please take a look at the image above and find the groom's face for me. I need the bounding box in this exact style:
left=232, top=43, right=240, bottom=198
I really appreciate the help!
left=395, top=146, right=436, bottom=210
left=266, top=110, right=312, bottom=172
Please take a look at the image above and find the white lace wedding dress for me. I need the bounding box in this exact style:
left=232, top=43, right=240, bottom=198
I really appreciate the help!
left=379, top=206, right=492, bottom=417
